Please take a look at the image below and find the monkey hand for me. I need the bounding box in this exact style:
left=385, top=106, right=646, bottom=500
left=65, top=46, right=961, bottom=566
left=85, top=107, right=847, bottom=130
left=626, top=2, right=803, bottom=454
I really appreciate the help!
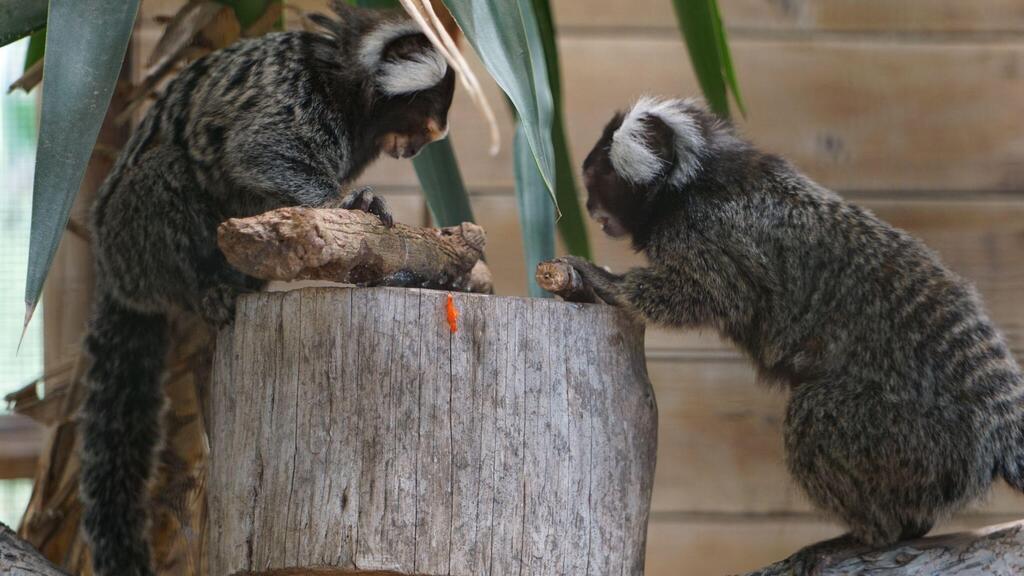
left=555, top=256, right=627, bottom=307
left=340, top=186, right=394, bottom=228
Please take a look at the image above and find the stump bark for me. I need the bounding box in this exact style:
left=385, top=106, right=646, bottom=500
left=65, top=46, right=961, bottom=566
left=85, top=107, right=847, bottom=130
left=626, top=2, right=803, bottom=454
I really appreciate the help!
left=209, top=287, right=658, bottom=575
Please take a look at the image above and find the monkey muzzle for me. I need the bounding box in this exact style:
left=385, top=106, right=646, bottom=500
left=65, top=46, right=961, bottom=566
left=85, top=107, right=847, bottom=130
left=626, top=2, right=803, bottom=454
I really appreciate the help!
left=383, top=119, right=449, bottom=160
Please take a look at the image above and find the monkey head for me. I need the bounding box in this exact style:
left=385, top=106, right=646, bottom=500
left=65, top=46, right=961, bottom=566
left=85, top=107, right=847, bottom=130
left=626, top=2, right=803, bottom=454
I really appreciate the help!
left=313, top=2, right=457, bottom=160
left=582, top=97, right=710, bottom=239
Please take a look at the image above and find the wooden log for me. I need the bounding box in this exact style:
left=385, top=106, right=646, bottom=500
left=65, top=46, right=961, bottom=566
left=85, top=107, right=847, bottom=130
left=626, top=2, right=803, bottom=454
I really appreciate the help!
left=0, top=522, right=68, bottom=576
left=208, top=287, right=657, bottom=575
left=217, top=207, right=491, bottom=293
left=744, top=520, right=1024, bottom=576
left=535, top=259, right=599, bottom=303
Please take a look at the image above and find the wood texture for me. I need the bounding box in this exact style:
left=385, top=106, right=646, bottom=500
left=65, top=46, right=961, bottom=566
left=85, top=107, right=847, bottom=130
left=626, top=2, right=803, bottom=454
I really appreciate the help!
left=209, top=288, right=657, bottom=575
left=744, top=520, right=1024, bottom=576
left=553, top=0, right=1024, bottom=33
left=0, top=522, right=68, bottom=576
left=217, top=208, right=489, bottom=292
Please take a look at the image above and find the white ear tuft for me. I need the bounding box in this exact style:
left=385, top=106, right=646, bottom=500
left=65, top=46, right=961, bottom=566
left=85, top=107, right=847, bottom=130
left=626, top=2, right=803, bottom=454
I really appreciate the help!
left=609, top=96, right=705, bottom=187
left=359, top=20, right=447, bottom=95
left=377, top=48, right=447, bottom=95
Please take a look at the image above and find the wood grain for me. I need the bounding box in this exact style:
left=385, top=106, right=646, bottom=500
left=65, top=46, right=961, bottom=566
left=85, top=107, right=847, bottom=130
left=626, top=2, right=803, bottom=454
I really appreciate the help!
left=553, top=0, right=1024, bottom=33
left=645, top=514, right=1016, bottom=576
left=133, top=17, right=1024, bottom=194
left=209, top=288, right=657, bottom=575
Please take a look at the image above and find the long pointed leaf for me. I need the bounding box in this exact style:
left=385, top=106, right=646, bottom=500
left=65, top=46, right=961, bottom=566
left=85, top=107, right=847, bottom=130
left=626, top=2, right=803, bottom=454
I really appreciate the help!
left=531, top=0, right=590, bottom=258
left=671, top=0, right=731, bottom=118
left=413, top=138, right=475, bottom=227
left=24, top=29, right=45, bottom=70
left=709, top=0, right=745, bottom=116
left=0, top=0, right=46, bottom=48
left=444, top=0, right=558, bottom=206
left=24, top=0, right=141, bottom=315
left=513, top=123, right=554, bottom=298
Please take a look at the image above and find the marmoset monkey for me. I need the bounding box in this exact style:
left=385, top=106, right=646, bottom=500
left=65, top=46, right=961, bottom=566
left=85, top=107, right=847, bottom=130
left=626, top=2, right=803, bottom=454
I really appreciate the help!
left=81, top=3, right=455, bottom=575
left=563, top=96, right=1024, bottom=560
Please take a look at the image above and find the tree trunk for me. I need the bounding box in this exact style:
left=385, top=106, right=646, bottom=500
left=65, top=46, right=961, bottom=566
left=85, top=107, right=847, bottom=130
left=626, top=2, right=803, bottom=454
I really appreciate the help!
left=0, top=522, right=68, bottom=576
left=743, top=520, right=1024, bottom=576
left=208, top=287, right=657, bottom=575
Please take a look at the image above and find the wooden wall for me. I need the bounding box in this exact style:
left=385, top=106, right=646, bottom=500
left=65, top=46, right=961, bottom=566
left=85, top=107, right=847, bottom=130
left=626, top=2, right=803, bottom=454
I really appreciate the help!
left=136, top=1, right=1024, bottom=573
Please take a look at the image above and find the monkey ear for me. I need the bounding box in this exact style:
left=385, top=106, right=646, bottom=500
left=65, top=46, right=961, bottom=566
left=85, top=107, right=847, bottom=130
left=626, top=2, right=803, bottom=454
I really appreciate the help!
left=609, top=112, right=676, bottom=187
left=364, top=28, right=448, bottom=96
left=610, top=97, right=705, bottom=188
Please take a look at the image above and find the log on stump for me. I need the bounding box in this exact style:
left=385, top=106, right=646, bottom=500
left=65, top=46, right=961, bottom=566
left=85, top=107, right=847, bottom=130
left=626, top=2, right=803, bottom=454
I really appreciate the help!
left=743, top=520, right=1024, bottom=576
left=209, top=287, right=657, bottom=575
left=535, top=260, right=599, bottom=303
left=217, top=208, right=492, bottom=293
left=0, top=522, right=68, bottom=576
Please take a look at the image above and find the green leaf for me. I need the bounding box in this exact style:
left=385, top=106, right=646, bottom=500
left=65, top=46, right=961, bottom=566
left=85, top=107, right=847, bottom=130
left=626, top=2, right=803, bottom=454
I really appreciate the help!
left=24, top=28, right=45, bottom=70
left=222, top=0, right=276, bottom=28
left=444, top=0, right=558, bottom=206
left=670, top=0, right=743, bottom=118
left=513, top=123, right=554, bottom=298
left=24, top=0, right=142, bottom=317
left=0, top=0, right=46, bottom=48
left=413, top=138, right=475, bottom=227
left=709, top=0, right=745, bottom=116
left=531, top=0, right=590, bottom=258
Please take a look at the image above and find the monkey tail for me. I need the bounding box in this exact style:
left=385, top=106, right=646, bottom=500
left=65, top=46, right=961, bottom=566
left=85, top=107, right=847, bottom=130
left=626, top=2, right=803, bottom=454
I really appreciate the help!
left=80, top=292, right=169, bottom=576
left=999, top=410, right=1024, bottom=493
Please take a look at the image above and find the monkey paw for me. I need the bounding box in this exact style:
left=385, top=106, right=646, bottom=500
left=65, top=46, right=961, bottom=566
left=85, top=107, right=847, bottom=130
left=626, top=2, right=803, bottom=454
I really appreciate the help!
left=340, top=186, right=394, bottom=228
left=556, top=255, right=625, bottom=306
left=199, top=285, right=239, bottom=329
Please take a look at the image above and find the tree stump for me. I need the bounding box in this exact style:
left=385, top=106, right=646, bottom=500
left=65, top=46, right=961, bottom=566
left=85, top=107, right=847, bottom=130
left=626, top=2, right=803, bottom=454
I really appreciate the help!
left=208, top=287, right=657, bottom=575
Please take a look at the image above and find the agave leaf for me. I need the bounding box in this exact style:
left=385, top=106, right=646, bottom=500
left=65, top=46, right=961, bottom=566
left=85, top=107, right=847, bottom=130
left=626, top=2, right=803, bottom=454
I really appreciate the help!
left=513, top=123, right=554, bottom=297
left=0, top=0, right=46, bottom=48
left=443, top=0, right=557, bottom=206
left=413, top=139, right=475, bottom=227
left=530, top=0, right=590, bottom=258
left=670, top=0, right=742, bottom=118
left=24, top=0, right=142, bottom=320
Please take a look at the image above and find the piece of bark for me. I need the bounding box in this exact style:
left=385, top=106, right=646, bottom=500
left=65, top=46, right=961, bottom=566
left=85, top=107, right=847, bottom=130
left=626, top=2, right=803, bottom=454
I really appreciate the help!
left=743, top=520, right=1024, bottom=576
left=217, top=207, right=490, bottom=293
left=0, top=522, right=68, bottom=576
left=536, top=259, right=599, bottom=303
left=209, top=287, right=656, bottom=575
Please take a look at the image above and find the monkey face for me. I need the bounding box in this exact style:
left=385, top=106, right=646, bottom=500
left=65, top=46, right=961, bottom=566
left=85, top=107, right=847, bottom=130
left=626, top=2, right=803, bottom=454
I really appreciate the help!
left=375, top=66, right=455, bottom=160
left=582, top=114, right=647, bottom=239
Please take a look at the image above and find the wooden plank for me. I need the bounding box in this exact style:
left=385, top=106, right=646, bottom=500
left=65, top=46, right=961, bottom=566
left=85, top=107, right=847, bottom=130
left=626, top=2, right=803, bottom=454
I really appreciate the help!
left=643, top=515, right=1015, bottom=576
left=259, top=0, right=1024, bottom=34
left=132, top=20, right=1024, bottom=193
left=647, top=356, right=1024, bottom=516
left=553, top=0, right=1024, bottom=33
left=473, top=195, right=1024, bottom=355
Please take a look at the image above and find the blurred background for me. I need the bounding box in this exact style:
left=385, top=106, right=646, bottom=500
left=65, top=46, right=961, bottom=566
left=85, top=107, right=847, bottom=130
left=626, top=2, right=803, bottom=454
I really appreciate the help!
left=2, top=1, right=1024, bottom=574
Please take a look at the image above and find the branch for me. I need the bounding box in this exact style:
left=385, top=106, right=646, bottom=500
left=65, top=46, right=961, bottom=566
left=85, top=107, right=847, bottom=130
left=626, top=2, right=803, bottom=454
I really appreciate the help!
left=743, top=520, right=1024, bottom=576
left=535, top=259, right=599, bottom=303
left=218, top=207, right=492, bottom=293
left=0, top=523, right=68, bottom=575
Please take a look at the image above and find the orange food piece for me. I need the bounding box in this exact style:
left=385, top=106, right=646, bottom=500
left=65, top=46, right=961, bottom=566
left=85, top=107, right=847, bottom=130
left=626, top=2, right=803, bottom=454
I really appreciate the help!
left=446, top=293, right=458, bottom=333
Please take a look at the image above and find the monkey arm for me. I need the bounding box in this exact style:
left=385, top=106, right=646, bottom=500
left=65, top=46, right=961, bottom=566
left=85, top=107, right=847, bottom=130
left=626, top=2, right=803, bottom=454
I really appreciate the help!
left=554, top=255, right=748, bottom=329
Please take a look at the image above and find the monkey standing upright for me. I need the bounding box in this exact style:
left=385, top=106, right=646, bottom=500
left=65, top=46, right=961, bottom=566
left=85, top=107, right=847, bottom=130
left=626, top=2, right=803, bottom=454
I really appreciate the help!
left=563, top=97, right=1024, bottom=557
left=80, top=3, right=455, bottom=575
